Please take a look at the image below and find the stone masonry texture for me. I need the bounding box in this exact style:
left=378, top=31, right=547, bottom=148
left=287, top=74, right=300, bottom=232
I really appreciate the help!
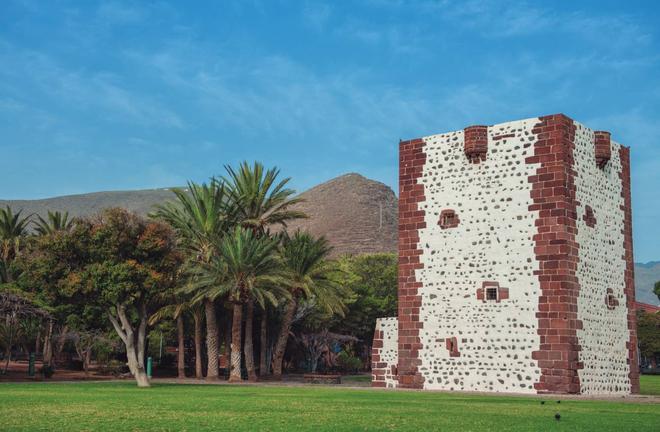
left=372, top=114, right=638, bottom=395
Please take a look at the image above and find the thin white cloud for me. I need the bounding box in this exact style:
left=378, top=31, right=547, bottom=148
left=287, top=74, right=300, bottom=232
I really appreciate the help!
left=0, top=42, right=184, bottom=129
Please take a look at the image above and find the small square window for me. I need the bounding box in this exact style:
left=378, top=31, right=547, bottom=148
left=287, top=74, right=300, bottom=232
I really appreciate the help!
left=438, top=209, right=459, bottom=229
left=606, top=294, right=618, bottom=309
left=486, top=287, right=498, bottom=301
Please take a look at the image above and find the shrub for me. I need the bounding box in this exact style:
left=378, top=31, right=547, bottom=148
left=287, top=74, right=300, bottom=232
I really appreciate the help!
left=98, top=360, right=128, bottom=377
left=336, top=351, right=362, bottom=373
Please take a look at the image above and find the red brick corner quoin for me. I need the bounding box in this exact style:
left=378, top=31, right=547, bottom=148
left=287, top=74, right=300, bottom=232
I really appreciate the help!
left=619, top=146, right=640, bottom=393
left=528, top=114, right=582, bottom=394
left=397, top=138, right=427, bottom=389
left=370, top=328, right=386, bottom=387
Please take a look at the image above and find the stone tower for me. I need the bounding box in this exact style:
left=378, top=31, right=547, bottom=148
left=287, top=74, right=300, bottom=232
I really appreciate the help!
left=372, top=114, right=639, bottom=395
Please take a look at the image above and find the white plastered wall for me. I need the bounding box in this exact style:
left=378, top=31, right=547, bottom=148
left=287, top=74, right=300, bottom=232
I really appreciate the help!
left=415, top=118, right=542, bottom=393
left=572, top=122, right=631, bottom=395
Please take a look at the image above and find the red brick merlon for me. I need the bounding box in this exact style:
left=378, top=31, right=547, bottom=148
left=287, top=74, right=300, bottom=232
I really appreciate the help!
left=397, top=138, right=427, bottom=389
left=619, top=146, right=640, bottom=393
left=464, top=125, right=488, bottom=163
left=528, top=114, right=583, bottom=394
left=595, top=131, right=611, bottom=168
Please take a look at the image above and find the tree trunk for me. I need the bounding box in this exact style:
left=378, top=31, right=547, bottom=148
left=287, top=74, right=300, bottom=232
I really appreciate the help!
left=2, top=318, right=13, bottom=374
left=83, top=348, right=91, bottom=376
left=108, top=305, right=151, bottom=388
left=244, top=300, right=257, bottom=382
left=204, top=299, right=219, bottom=380
left=271, top=298, right=297, bottom=380
left=224, top=311, right=232, bottom=378
left=43, top=320, right=53, bottom=366
left=193, top=308, right=203, bottom=379
left=35, top=324, right=41, bottom=355
left=228, top=302, right=243, bottom=382
left=126, top=342, right=150, bottom=387
left=177, top=314, right=186, bottom=379
left=259, top=308, right=268, bottom=376
left=54, top=324, right=68, bottom=366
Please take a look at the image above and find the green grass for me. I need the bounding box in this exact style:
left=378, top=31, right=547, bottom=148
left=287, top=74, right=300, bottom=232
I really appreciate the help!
left=342, top=374, right=371, bottom=383
left=640, top=374, right=660, bottom=396
left=0, top=382, right=658, bottom=431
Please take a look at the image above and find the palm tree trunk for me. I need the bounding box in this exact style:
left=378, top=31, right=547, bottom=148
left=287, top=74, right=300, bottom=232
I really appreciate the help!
left=193, top=308, right=203, bottom=379
left=224, top=310, right=232, bottom=378
left=204, top=299, right=219, bottom=380
left=228, top=302, right=243, bottom=382
left=259, top=308, right=268, bottom=376
left=271, top=298, right=297, bottom=380
left=244, top=300, right=257, bottom=382
left=177, top=314, right=185, bottom=379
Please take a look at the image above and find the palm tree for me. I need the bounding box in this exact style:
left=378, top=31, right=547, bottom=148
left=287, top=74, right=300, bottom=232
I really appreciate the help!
left=0, top=206, right=31, bottom=283
left=271, top=231, right=348, bottom=379
left=197, top=226, right=286, bottom=382
left=222, top=161, right=306, bottom=378
left=152, top=180, right=233, bottom=380
left=222, top=161, right=306, bottom=234
left=33, top=211, right=74, bottom=235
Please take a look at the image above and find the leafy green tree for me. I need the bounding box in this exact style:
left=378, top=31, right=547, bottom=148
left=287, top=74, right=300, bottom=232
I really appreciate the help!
left=64, top=309, right=109, bottom=376
left=9, top=232, right=71, bottom=366
left=152, top=180, right=233, bottom=380
left=329, top=253, right=397, bottom=346
left=33, top=211, right=75, bottom=236
left=270, top=231, right=347, bottom=379
left=0, top=290, right=50, bottom=374
left=22, top=208, right=181, bottom=387
left=638, top=310, right=660, bottom=368
left=654, top=281, right=660, bottom=302
left=0, top=206, right=31, bottom=283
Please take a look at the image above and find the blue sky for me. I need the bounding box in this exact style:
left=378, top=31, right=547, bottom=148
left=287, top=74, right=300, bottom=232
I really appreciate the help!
left=1, top=1, right=659, bottom=261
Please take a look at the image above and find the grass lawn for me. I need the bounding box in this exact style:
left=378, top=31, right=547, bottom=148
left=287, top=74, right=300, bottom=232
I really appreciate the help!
left=342, top=374, right=372, bottom=383
left=0, top=382, right=658, bottom=431
left=640, top=374, right=660, bottom=396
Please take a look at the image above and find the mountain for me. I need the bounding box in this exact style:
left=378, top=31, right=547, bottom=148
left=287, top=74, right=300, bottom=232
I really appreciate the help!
left=634, top=262, right=660, bottom=306
left=0, top=173, right=398, bottom=258
left=284, top=173, right=398, bottom=257
left=1, top=173, right=657, bottom=305
left=0, top=188, right=176, bottom=219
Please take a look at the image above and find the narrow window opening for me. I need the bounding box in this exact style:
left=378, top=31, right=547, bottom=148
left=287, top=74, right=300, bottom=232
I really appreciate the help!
left=584, top=205, right=596, bottom=228
left=446, top=337, right=460, bottom=357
